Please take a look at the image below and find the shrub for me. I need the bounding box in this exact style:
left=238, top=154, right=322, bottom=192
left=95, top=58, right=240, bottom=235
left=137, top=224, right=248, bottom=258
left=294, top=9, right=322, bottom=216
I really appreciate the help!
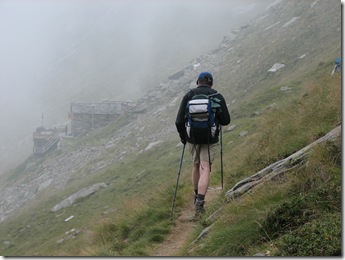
left=259, top=197, right=314, bottom=240
left=274, top=213, right=341, bottom=256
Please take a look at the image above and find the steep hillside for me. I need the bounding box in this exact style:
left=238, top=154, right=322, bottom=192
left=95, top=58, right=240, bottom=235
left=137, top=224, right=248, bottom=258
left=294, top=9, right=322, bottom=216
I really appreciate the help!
left=0, top=0, right=271, bottom=175
left=0, top=0, right=341, bottom=256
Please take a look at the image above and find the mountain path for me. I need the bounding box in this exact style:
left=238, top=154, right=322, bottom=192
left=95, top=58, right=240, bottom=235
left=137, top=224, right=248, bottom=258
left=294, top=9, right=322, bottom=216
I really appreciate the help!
left=150, top=187, right=221, bottom=256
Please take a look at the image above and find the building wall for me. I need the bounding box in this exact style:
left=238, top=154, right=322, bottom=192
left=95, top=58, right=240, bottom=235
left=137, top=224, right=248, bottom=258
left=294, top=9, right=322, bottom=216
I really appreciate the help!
left=70, top=113, right=119, bottom=137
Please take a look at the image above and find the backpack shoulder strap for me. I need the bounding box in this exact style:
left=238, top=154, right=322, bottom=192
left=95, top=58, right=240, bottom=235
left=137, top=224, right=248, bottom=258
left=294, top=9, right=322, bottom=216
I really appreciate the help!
left=188, top=88, right=207, bottom=100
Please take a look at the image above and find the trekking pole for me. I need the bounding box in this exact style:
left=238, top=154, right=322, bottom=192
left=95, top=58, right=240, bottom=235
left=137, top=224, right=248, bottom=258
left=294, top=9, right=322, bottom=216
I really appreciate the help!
left=170, top=143, right=185, bottom=220
left=220, top=125, right=224, bottom=190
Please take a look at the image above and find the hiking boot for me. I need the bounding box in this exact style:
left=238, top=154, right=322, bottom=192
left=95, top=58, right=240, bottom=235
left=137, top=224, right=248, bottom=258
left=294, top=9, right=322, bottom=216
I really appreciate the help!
left=189, top=211, right=203, bottom=222
left=189, top=200, right=205, bottom=222
left=194, top=198, right=205, bottom=213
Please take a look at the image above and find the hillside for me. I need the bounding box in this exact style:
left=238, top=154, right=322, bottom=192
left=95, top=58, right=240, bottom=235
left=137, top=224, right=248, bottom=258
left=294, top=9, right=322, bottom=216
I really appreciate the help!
left=0, top=0, right=341, bottom=256
left=0, top=0, right=272, bottom=175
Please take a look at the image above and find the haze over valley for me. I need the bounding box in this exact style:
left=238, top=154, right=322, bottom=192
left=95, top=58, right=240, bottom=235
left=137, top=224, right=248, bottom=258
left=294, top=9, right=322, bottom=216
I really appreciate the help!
left=0, top=0, right=271, bottom=174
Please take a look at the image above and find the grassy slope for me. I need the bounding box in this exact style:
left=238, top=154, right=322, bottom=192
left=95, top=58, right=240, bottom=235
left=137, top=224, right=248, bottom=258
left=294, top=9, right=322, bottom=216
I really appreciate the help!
left=183, top=69, right=341, bottom=257
left=0, top=46, right=341, bottom=257
left=0, top=0, right=341, bottom=256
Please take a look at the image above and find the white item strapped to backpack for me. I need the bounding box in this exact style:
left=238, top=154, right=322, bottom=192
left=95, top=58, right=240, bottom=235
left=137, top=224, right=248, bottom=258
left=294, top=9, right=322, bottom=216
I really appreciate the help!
left=186, top=93, right=220, bottom=143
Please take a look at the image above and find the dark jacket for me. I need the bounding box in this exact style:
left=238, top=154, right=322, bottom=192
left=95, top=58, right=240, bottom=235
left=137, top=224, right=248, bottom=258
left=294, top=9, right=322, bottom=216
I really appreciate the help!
left=175, top=85, right=230, bottom=144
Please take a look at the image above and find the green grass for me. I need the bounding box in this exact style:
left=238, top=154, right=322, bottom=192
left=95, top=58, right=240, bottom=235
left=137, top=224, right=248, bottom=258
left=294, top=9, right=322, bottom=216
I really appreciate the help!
left=181, top=71, right=341, bottom=256
left=0, top=0, right=341, bottom=255
left=0, top=61, right=340, bottom=257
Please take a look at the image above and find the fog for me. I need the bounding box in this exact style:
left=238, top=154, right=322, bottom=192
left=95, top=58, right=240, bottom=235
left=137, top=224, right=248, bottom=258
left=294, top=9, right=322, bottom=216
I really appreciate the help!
left=0, top=0, right=271, bottom=174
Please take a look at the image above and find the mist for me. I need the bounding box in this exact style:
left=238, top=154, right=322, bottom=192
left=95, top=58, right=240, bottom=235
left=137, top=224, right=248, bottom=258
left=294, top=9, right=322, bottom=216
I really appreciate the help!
left=0, top=0, right=272, bottom=174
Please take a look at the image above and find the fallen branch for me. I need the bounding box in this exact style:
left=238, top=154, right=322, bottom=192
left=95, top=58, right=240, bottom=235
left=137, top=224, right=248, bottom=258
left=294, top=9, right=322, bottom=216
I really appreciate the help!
left=204, top=125, right=341, bottom=226
left=225, top=125, right=341, bottom=200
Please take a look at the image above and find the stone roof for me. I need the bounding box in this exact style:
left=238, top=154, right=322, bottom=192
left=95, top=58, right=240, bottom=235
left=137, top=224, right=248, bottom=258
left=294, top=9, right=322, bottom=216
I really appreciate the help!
left=70, top=101, right=123, bottom=115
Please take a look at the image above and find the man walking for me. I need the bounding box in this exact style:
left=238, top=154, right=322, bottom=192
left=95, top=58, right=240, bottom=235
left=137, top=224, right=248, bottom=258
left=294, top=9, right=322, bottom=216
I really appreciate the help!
left=175, top=72, right=230, bottom=220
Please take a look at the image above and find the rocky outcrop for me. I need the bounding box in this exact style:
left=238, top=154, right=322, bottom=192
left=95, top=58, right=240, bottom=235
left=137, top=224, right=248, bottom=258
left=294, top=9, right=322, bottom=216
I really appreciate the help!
left=51, top=183, right=108, bottom=212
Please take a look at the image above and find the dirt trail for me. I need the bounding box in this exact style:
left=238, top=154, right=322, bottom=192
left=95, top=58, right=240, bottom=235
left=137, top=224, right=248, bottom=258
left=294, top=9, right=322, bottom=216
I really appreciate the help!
left=150, top=187, right=221, bottom=256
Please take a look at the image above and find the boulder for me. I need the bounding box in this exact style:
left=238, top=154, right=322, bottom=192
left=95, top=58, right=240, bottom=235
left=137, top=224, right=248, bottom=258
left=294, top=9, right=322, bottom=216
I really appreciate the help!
left=267, top=63, right=285, bottom=73
left=144, top=141, right=163, bottom=151
left=51, top=183, right=107, bottom=212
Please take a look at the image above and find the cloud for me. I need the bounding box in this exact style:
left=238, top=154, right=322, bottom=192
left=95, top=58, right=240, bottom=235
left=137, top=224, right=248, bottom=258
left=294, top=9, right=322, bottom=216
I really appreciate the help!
left=0, top=0, right=271, bottom=174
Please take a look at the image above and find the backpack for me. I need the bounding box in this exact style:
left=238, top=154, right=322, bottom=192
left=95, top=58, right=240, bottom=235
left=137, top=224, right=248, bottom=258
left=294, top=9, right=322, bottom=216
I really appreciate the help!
left=186, top=92, right=222, bottom=144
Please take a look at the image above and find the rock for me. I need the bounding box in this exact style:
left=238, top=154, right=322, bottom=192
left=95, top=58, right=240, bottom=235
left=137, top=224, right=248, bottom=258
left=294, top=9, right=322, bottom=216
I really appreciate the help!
left=267, top=63, right=285, bottom=73
left=51, top=183, right=107, bottom=212
left=226, top=125, right=237, bottom=132
left=264, top=21, right=280, bottom=31
left=193, top=63, right=201, bottom=70
left=311, top=0, right=319, bottom=8
left=265, top=0, right=282, bottom=11
left=64, top=215, right=74, bottom=222
left=280, top=86, right=292, bottom=92
left=239, top=131, right=248, bottom=137
left=3, top=241, right=11, bottom=246
left=282, top=17, right=299, bottom=28
left=299, top=54, right=307, bottom=59
left=144, top=141, right=163, bottom=151
left=176, top=142, right=184, bottom=148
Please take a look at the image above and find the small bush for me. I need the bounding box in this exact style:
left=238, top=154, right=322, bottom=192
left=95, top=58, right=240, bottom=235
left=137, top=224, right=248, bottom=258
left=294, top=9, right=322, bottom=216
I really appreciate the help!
left=260, top=197, right=314, bottom=240
left=274, top=213, right=341, bottom=256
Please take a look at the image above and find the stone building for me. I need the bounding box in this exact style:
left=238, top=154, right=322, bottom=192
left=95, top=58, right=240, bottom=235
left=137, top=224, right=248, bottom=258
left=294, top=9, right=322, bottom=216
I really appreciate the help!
left=69, top=101, right=128, bottom=137
left=33, top=125, right=67, bottom=155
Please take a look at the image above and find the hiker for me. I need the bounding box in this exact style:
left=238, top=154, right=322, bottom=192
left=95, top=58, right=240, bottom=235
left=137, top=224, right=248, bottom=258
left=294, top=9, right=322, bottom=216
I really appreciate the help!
left=331, top=57, right=341, bottom=75
left=175, top=72, right=230, bottom=219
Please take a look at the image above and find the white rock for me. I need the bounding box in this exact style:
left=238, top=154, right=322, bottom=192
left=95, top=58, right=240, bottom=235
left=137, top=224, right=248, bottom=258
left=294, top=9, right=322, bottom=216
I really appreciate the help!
left=267, top=63, right=285, bottom=73
left=144, top=141, right=163, bottom=151
left=64, top=215, right=74, bottom=222
left=282, top=17, right=299, bottom=28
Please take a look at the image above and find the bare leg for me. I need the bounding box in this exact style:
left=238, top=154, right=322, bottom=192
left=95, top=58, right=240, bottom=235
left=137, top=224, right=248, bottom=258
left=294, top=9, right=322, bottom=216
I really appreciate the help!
left=192, top=162, right=200, bottom=191
left=197, top=161, right=211, bottom=195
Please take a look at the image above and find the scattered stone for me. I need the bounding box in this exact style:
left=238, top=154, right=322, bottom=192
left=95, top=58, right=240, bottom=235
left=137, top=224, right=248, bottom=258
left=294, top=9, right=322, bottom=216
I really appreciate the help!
left=253, top=111, right=261, bottom=116
left=239, top=131, right=248, bottom=137
left=144, top=141, right=163, bottom=151
left=51, top=183, right=107, bottom=212
left=311, top=0, right=319, bottom=8
left=264, top=21, right=280, bottom=31
left=266, top=103, right=277, bottom=110
left=280, top=86, right=292, bottom=92
left=299, top=54, right=307, bottom=59
left=64, top=215, right=74, bottom=222
left=193, top=63, right=200, bottom=70
left=282, top=17, right=299, bottom=28
left=267, top=63, right=285, bottom=73
left=176, top=142, right=184, bottom=148
left=3, top=241, right=11, bottom=246
left=265, top=0, right=282, bottom=11
left=226, top=125, right=237, bottom=132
